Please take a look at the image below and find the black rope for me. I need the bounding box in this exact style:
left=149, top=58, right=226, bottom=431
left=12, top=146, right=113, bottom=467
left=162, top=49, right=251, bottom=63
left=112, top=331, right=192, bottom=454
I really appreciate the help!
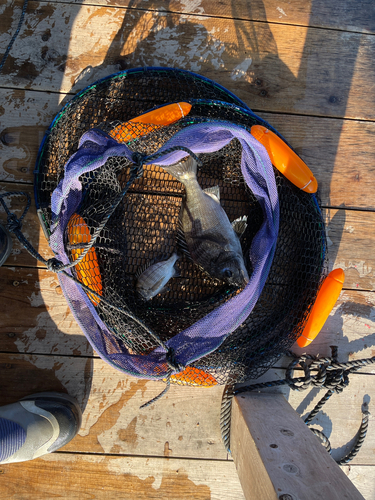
left=220, top=347, right=374, bottom=464
left=138, top=347, right=185, bottom=409
left=336, top=405, right=370, bottom=465
left=0, top=0, right=29, bottom=73
left=309, top=428, right=332, bottom=453
left=220, top=385, right=235, bottom=452
left=139, top=370, right=172, bottom=409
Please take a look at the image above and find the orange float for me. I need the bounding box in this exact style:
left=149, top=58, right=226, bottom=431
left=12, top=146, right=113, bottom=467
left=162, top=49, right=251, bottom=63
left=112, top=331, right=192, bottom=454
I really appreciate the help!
left=66, top=213, right=103, bottom=306
left=297, top=268, right=345, bottom=347
left=164, top=366, right=217, bottom=387
left=251, top=125, right=318, bottom=194
left=109, top=102, right=192, bottom=143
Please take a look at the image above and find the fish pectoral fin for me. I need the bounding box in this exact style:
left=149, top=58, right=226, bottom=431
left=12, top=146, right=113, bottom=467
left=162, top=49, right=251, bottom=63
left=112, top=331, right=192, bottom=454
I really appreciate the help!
left=203, top=185, right=220, bottom=202
left=158, top=284, right=170, bottom=295
left=172, top=265, right=181, bottom=278
left=232, top=215, right=248, bottom=238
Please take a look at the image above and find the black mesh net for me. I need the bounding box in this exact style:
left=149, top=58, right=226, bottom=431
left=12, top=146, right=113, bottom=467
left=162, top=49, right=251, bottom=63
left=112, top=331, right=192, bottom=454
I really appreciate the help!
left=35, top=68, right=327, bottom=387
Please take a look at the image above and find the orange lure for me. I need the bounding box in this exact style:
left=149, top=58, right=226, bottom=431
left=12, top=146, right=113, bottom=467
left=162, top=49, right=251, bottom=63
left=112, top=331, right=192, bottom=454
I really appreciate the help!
left=109, top=102, right=192, bottom=143
left=297, top=268, right=345, bottom=347
left=251, top=125, right=318, bottom=193
left=66, top=213, right=103, bottom=306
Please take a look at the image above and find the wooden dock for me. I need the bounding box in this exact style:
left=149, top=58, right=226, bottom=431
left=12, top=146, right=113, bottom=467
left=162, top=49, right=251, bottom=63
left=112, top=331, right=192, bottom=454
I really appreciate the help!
left=1, top=1, right=375, bottom=498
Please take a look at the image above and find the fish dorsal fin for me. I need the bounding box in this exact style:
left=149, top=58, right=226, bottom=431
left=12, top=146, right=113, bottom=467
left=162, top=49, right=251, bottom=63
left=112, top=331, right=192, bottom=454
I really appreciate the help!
left=232, top=215, right=248, bottom=238
left=135, top=261, right=150, bottom=279
left=204, top=185, right=220, bottom=202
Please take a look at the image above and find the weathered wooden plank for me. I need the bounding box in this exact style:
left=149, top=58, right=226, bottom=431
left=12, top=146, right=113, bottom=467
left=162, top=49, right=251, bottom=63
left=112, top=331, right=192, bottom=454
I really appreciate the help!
left=0, top=456, right=372, bottom=500
left=2, top=266, right=375, bottom=374
left=0, top=353, right=228, bottom=460
left=0, top=89, right=54, bottom=184
left=259, top=113, right=375, bottom=211
left=25, top=0, right=375, bottom=34
left=0, top=353, right=374, bottom=464
left=231, top=393, right=364, bottom=500
left=2, top=88, right=375, bottom=211
left=1, top=1, right=374, bottom=120
left=324, top=209, right=375, bottom=292
left=342, top=466, right=375, bottom=500
left=0, top=453, right=245, bottom=500
left=0, top=266, right=91, bottom=356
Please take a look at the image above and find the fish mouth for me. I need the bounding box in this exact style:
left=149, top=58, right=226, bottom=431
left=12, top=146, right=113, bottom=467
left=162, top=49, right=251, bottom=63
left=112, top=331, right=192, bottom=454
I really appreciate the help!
left=236, top=270, right=249, bottom=288
left=228, top=272, right=249, bottom=288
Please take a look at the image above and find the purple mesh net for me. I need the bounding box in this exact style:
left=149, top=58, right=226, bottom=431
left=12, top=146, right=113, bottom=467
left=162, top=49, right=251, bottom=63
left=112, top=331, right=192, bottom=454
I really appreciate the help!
left=50, top=121, right=279, bottom=379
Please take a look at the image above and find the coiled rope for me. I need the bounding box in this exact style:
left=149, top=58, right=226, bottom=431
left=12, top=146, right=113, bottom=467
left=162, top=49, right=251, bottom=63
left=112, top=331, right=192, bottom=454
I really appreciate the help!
left=220, top=346, right=373, bottom=464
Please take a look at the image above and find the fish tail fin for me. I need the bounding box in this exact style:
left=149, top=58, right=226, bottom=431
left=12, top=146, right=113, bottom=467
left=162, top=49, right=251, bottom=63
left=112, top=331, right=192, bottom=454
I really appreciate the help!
left=160, top=155, right=197, bottom=184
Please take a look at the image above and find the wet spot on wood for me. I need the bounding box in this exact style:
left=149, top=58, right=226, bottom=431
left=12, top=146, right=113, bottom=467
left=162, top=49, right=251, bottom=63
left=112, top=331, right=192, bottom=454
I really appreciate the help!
left=35, top=328, right=47, bottom=340
left=42, top=29, right=51, bottom=42
left=329, top=95, right=342, bottom=105
left=71, top=379, right=148, bottom=452
left=10, top=455, right=213, bottom=498
left=340, top=301, right=373, bottom=318
left=5, top=56, right=39, bottom=80
left=164, top=441, right=172, bottom=457
left=118, top=416, right=138, bottom=447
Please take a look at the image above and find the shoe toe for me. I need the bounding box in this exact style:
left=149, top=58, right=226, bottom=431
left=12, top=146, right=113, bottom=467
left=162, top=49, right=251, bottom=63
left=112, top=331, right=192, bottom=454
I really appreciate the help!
left=0, top=392, right=82, bottom=463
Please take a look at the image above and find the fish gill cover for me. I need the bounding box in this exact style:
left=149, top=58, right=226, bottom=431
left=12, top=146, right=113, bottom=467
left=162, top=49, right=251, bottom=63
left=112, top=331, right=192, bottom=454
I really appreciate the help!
left=34, top=68, right=327, bottom=387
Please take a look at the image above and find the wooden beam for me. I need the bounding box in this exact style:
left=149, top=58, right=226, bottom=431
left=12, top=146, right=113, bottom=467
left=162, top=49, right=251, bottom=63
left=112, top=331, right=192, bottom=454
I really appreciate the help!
left=230, top=392, right=365, bottom=500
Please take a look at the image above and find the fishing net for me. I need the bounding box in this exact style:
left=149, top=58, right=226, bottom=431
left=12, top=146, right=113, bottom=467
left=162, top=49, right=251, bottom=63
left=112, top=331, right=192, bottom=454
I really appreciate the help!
left=35, top=67, right=327, bottom=388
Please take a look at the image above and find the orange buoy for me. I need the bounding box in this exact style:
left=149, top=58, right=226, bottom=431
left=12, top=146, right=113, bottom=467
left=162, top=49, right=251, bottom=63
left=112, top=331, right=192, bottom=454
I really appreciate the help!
left=109, top=102, right=192, bottom=143
left=66, top=213, right=103, bottom=306
left=297, top=268, right=345, bottom=348
left=164, top=366, right=217, bottom=387
left=251, top=125, right=318, bottom=193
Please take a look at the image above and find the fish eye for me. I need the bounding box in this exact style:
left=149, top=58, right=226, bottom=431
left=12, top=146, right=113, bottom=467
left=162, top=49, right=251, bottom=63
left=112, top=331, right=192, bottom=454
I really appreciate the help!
left=224, top=269, right=233, bottom=278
